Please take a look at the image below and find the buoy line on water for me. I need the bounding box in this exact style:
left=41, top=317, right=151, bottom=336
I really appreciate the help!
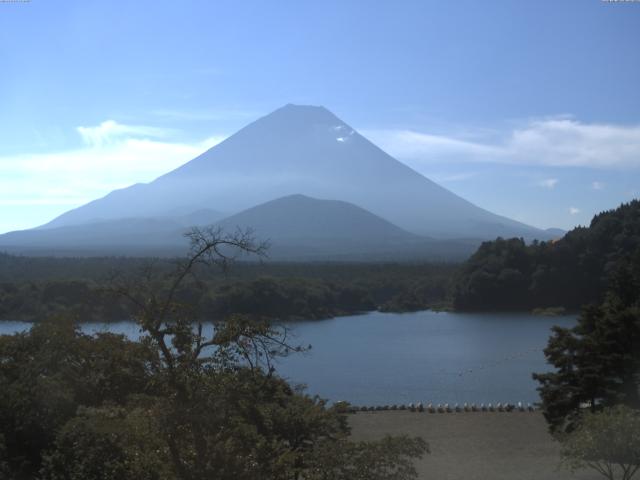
left=337, top=402, right=537, bottom=414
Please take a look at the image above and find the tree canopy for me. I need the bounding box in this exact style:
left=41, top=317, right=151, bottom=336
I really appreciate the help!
left=452, top=200, right=640, bottom=311
left=0, top=253, right=455, bottom=323
left=560, top=405, right=640, bottom=480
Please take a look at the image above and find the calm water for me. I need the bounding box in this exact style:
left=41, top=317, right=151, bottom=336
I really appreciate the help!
left=0, top=311, right=575, bottom=406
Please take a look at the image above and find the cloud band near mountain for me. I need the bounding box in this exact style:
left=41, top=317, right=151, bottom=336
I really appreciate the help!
left=364, top=118, right=640, bottom=169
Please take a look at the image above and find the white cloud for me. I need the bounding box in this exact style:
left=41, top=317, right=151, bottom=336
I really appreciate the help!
left=362, top=129, right=503, bottom=161
left=77, top=120, right=172, bottom=147
left=508, top=119, right=640, bottom=168
left=592, top=181, right=605, bottom=190
left=364, top=118, right=640, bottom=169
left=569, top=207, right=581, bottom=215
left=537, top=178, right=559, bottom=189
left=0, top=121, right=226, bottom=209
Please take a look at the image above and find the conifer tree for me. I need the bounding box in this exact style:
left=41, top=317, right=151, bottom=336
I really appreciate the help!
left=534, top=250, right=640, bottom=433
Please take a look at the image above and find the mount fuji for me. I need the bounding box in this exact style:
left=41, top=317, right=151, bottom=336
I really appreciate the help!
left=0, top=104, right=552, bottom=258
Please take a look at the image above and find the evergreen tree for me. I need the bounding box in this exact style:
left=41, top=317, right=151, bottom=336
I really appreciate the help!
left=534, top=249, right=640, bottom=433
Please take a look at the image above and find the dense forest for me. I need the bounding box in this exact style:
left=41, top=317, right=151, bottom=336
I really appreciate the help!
left=452, top=200, right=640, bottom=311
left=0, top=255, right=455, bottom=322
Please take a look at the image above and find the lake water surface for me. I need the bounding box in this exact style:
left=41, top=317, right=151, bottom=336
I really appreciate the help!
left=0, top=311, right=575, bottom=406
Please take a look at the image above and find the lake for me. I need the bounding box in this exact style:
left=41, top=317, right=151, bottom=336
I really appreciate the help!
left=0, top=310, right=575, bottom=406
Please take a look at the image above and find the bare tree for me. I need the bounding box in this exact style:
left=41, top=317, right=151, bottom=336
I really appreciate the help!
left=107, top=226, right=304, bottom=376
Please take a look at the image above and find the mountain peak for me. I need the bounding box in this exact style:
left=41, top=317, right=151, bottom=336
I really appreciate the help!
left=279, top=103, right=329, bottom=113
left=264, top=103, right=342, bottom=126
left=282, top=102, right=322, bottom=109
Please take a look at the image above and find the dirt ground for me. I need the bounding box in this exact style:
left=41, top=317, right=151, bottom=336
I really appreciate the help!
left=349, top=411, right=601, bottom=480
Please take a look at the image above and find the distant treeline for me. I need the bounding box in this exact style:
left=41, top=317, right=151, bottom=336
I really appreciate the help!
left=451, top=200, right=640, bottom=311
left=7, top=200, right=638, bottom=321
left=0, top=257, right=456, bottom=322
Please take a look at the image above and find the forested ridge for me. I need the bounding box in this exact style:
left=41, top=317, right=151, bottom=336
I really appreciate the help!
left=0, top=257, right=454, bottom=322
left=452, top=200, right=640, bottom=311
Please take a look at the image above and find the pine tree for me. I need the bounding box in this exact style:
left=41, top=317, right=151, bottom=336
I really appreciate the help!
left=534, top=249, right=640, bottom=433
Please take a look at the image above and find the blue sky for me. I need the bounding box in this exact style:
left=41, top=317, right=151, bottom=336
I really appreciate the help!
left=1, top=0, right=639, bottom=233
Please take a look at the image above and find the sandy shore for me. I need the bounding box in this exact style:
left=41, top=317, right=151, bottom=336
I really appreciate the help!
left=349, top=411, right=600, bottom=480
